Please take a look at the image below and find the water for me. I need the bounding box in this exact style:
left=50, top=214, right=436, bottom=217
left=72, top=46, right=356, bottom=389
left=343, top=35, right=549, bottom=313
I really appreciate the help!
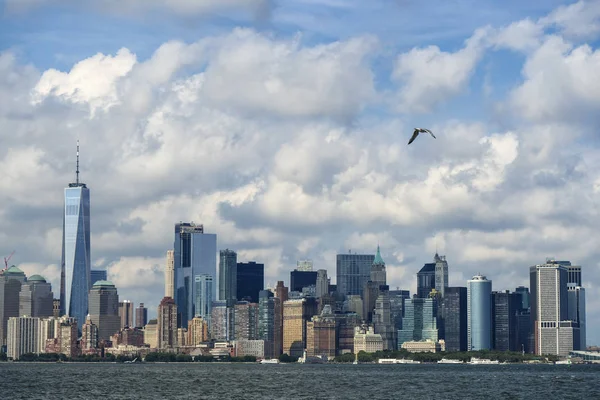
left=1, top=363, right=599, bottom=399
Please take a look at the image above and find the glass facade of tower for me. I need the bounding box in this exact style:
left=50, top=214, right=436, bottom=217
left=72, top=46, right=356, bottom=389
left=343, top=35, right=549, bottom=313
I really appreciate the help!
left=398, top=297, right=438, bottom=346
left=218, top=250, right=237, bottom=306
left=61, top=184, right=91, bottom=332
left=336, top=254, right=375, bottom=297
left=443, top=286, right=467, bottom=352
left=467, top=275, right=492, bottom=351
left=194, top=274, right=213, bottom=330
left=237, top=262, right=264, bottom=303
left=174, top=223, right=217, bottom=329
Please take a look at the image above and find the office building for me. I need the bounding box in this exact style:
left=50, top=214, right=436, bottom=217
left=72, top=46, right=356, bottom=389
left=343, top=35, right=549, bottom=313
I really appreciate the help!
left=88, top=280, right=120, bottom=342
left=237, top=262, right=264, bottom=303
left=370, top=246, right=386, bottom=288
left=0, top=266, right=27, bottom=346
left=434, top=253, right=449, bottom=297
left=7, top=316, right=40, bottom=360
left=530, top=261, right=573, bottom=356
left=283, top=298, right=318, bottom=358
left=194, top=274, right=213, bottom=330
left=118, top=300, right=134, bottom=329
left=60, top=142, right=91, bottom=332
left=442, top=287, right=467, bottom=352
left=417, top=263, right=436, bottom=298
left=515, top=286, right=530, bottom=310
left=211, top=300, right=234, bottom=341
left=467, top=275, right=492, bottom=351
left=492, top=290, right=519, bottom=352
left=173, top=222, right=217, bottom=329
left=19, top=275, right=53, bottom=318
left=135, top=303, right=148, bottom=328
left=296, top=260, right=313, bottom=272
left=354, top=324, right=384, bottom=353
left=373, top=288, right=396, bottom=350
left=258, top=290, right=281, bottom=359
left=165, top=250, right=174, bottom=298
left=306, top=306, right=336, bottom=358
left=219, top=249, right=237, bottom=306
left=336, top=253, right=375, bottom=297
left=290, top=270, right=317, bottom=293
left=234, top=301, right=259, bottom=340
left=398, top=297, right=439, bottom=347
left=90, top=270, right=107, bottom=286
left=568, top=285, right=586, bottom=350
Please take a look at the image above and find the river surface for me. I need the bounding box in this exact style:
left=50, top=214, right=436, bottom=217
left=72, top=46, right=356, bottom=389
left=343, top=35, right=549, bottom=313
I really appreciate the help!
left=0, top=362, right=598, bottom=399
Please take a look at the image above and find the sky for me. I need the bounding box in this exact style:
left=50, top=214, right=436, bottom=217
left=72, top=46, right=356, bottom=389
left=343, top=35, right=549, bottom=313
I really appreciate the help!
left=1, top=0, right=600, bottom=344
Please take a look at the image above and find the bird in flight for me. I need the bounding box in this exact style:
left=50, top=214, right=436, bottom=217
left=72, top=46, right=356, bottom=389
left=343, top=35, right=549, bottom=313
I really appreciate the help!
left=408, top=128, right=436, bottom=145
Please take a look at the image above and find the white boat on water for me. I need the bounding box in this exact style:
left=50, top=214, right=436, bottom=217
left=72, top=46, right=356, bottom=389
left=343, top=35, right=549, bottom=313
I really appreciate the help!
left=438, top=358, right=463, bottom=364
left=378, top=358, right=421, bottom=364
left=260, top=359, right=280, bottom=364
left=469, top=357, right=499, bottom=365
left=555, top=359, right=571, bottom=365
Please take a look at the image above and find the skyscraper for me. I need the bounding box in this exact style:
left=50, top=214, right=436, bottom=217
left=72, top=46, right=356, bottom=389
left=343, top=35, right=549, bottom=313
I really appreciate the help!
left=173, top=222, right=217, bottom=329
left=290, top=270, right=317, bottom=293
left=90, top=270, right=107, bottom=286
left=194, top=274, right=213, bottom=329
left=443, top=287, right=467, bottom=352
left=568, top=285, right=585, bottom=350
left=88, top=280, right=120, bottom=341
left=218, top=249, right=237, bottom=306
left=417, top=262, right=436, bottom=298
left=0, top=266, right=27, bottom=346
left=434, top=253, right=449, bottom=297
left=118, top=300, right=134, bottom=329
left=371, top=246, right=386, bottom=288
left=398, top=297, right=439, bottom=347
left=315, top=270, right=329, bottom=298
left=491, top=290, right=519, bottom=352
left=165, top=250, right=174, bottom=298
left=336, top=253, right=375, bottom=297
left=237, top=262, right=264, bottom=303
left=135, top=303, right=148, bottom=328
left=467, top=275, right=492, bottom=351
left=19, top=275, right=54, bottom=318
left=60, top=142, right=91, bottom=331
left=530, top=261, right=572, bottom=356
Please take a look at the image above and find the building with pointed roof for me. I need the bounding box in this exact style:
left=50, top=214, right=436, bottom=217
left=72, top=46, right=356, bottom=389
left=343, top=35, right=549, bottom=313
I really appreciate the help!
left=370, top=246, right=386, bottom=288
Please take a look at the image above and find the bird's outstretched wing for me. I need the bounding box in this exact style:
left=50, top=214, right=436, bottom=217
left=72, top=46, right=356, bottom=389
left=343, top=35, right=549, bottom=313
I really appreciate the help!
left=425, top=129, right=436, bottom=139
left=408, top=129, right=420, bottom=145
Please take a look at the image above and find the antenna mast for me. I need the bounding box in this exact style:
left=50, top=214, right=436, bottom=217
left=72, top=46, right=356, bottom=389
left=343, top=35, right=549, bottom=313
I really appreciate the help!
left=76, top=140, right=80, bottom=185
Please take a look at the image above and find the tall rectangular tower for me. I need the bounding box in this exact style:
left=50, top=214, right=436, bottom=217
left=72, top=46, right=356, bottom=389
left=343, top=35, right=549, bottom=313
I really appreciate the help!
left=218, top=249, right=237, bottom=306
left=173, top=222, right=217, bottom=329
left=60, top=142, right=91, bottom=332
left=336, top=253, right=375, bottom=297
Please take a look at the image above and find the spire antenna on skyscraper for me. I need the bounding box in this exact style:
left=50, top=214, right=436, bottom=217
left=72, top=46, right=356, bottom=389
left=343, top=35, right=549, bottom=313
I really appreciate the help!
left=76, top=140, right=80, bottom=185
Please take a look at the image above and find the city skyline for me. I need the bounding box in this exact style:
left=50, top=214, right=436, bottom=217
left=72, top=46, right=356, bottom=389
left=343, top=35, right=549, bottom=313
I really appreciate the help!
left=1, top=0, right=600, bottom=346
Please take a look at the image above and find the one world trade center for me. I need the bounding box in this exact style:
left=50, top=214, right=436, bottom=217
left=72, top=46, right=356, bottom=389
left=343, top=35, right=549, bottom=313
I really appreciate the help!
left=60, top=142, right=91, bottom=331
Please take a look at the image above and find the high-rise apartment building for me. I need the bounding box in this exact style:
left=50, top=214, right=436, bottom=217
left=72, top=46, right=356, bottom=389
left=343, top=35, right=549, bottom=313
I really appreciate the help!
left=60, top=142, right=91, bottom=332
left=306, top=305, right=336, bottom=358
left=88, top=280, right=120, bottom=341
left=19, top=275, right=53, bottom=318
left=258, top=290, right=281, bottom=359
left=219, top=249, right=237, bottom=306
left=173, top=222, right=217, bottom=329
left=283, top=298, right=318, bottom=357
left=81, top=315, right=99, bottom=350
left=135, top=303, right=148, bottom=328
left=234, top=301, right=259, bottom=340
left=530, top=261, right=573, bottom=356
left=118, top=300, right=134, bottom=329
left=467, top=275, right=492, bottom=351
left=7, top=316, right=40, bottom=360
left=237, top=262, right=264, bottom=303
left=210, top=300, right=234, bottom=341
left=336, top=253, right=375, bottom=297
left=0, top=266, right=27, bottom=346
left=165, top=250, right=174, bottom=298
left=442, top=287, right=467, bottom=352
left=158, top=297, right=178, bottom=349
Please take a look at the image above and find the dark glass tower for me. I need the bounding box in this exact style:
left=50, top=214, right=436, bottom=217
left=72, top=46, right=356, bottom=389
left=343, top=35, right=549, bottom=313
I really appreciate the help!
left=237, top=262, right=264, bottom=303
left=219, top=249, right=237, bottom=306
left=60, top=141, right=91, bottom=332
left=492, top=290, right=519, bottom=351
left=290, top=270, right=317, bottom=292
left=442, top=287, right=467, bottom=351
left=336, top=253, right=375, bottom=297
left=417, top=263, right=435, bottom=298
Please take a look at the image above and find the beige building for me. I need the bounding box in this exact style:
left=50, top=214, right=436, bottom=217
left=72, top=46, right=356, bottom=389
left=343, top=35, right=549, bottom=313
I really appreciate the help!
left=353, top=325, right=383, bottom=353
left=7, top=316, right=40, bottom=360
left=283, top=298, right=317, bottom=358
left=187, top=316, right=210, bottom=345
left=81, top=315, right=98, bottom=350
left=401, top=339, right=446, bottom=353
left=144, top=319, right=158, bottom=348
left=165, top=250, right=174, bottom=298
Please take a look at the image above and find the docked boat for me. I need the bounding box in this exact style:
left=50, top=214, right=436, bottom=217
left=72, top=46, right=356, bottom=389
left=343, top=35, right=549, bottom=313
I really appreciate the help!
left=555, top=359, right=571, bottom=365
left=469, top=357, right=499, bottom=365
left=438, top=358, right=463, bottom=364
left=377, top=358, right=421, bottom=364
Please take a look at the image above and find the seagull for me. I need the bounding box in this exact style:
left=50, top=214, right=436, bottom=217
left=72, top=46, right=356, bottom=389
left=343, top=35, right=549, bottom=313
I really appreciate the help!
left=408, top=128, right=436, bottom=145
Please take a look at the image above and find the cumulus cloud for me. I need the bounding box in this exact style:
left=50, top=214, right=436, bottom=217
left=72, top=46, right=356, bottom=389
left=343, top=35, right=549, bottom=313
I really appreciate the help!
left=539, top=0, right=600, bottom=40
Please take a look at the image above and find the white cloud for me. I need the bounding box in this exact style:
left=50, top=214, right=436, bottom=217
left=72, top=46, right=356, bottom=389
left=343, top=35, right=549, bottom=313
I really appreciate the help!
left=491, top=18, right=545, bottom=53
left=539, top=0, right=600, bottom=40
left=392, top=27, right=491, bottom=113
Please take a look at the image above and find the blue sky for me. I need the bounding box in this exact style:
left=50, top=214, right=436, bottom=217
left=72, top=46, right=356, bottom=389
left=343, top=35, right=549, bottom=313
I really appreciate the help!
left=2, top=0, right=600, bottom=345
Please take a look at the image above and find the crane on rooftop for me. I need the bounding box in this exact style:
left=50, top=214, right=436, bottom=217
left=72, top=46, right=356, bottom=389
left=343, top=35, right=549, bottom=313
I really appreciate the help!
left=3, top=250, right=15, bottom=271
